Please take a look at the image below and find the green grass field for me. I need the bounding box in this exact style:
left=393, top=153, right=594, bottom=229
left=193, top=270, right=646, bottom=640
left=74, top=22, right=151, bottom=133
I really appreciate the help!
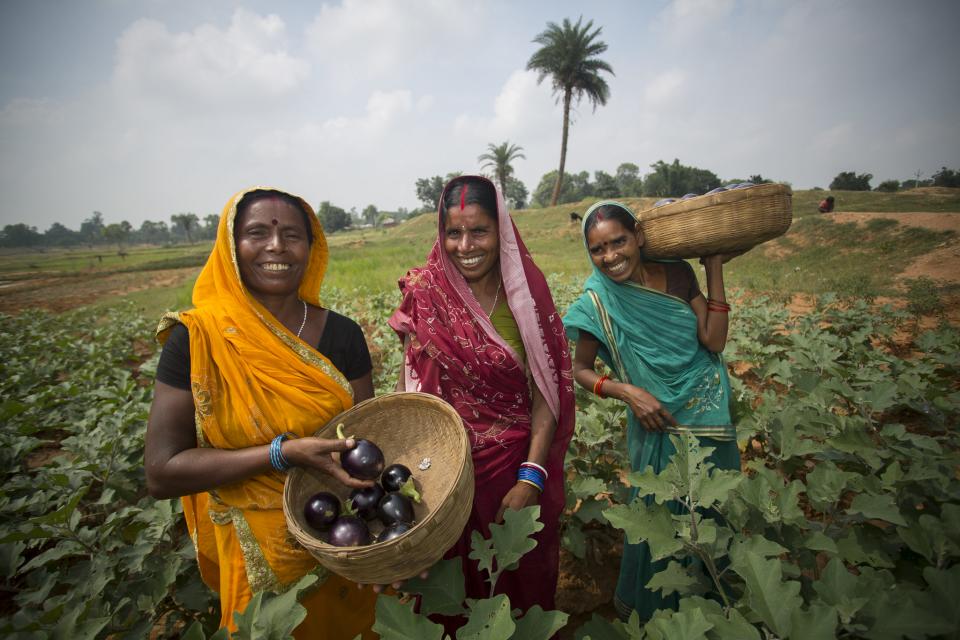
left=2, top=188, right=957, bottom=313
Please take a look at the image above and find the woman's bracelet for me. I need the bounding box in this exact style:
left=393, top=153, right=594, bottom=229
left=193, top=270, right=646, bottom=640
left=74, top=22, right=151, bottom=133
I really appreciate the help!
left=520, top=461, right=548, bottom=480
left=517, top=465, right=546, bottom=492
left=593, top=374, right=610, bottom=398
left=707, top=298, right=731, bottom=313
left=269, top=432, right=297, bottom=472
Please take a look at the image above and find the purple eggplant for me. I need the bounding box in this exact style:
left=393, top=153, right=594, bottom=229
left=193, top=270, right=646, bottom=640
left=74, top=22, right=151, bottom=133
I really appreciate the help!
left=378, top=493, right=415, bottom=527
left=303, top=491, right=340, bottom=530
left=349, top=484, right=386, bottom=521
left=327, top=515, right=372, bottom=547
left=375, top=521, right=413, bottom=543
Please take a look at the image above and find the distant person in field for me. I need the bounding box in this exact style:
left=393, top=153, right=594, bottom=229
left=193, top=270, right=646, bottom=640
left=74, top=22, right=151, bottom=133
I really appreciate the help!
left=144, top=187, right=378, bottom=639
left=818, top=195, right=835, bottom=213
left=563, top=201, right=741, bottom=623
left=389, top=175, right=575, bottom=629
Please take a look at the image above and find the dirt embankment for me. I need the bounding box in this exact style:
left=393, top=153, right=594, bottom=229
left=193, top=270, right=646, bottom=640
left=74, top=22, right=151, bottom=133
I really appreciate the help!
left=828, top=212, right=959, bottom=284
left=0, top=267, right=197, bottom=314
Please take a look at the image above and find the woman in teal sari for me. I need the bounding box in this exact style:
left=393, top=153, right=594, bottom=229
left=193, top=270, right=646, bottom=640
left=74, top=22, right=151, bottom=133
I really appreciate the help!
left=563, top=201, right=740, bottom=622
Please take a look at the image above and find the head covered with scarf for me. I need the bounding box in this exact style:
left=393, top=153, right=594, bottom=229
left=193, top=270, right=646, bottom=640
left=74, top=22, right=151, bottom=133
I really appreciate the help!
left=564, top=200, right=734, bottom=438
left=156, top=187, right=374, bottom=635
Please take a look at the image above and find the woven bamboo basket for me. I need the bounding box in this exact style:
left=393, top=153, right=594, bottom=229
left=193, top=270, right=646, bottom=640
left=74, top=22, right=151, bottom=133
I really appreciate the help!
left=637, top=183, right=793, bottom=259
left=283, top=392, right=474, bottom=585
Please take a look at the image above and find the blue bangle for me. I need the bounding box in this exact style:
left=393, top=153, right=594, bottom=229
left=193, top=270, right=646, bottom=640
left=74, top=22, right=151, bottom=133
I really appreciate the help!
left=270, top=432, right=296, bottom=472
left=517, top=466, right=545, bottom=492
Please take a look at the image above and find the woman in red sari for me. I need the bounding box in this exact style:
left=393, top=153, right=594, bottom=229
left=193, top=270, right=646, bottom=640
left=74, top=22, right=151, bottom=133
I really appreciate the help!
left=389, top=175, right=575, bottom=617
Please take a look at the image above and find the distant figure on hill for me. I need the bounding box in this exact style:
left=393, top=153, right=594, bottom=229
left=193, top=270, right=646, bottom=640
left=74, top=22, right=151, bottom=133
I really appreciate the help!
left=818, top=196, right=835, bottom=213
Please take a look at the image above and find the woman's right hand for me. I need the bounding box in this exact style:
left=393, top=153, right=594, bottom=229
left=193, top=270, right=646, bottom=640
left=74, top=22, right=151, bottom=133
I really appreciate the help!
left=612, top=382, right=677, bottom=432
left=284, top=437, right=375, bottom=489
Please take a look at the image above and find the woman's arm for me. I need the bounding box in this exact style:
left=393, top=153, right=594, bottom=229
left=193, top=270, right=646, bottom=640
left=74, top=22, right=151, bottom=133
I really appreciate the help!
left=144, top=381, right=372, bottom=500
left=572, top=330, right=677, bottom=432
left=496, top=380, right=557, bottom=522
left=691, top=254, right=730, bottom=353
left=394, top=334, right=410, bottom=392
left=349, top=372, right=374, bottom=403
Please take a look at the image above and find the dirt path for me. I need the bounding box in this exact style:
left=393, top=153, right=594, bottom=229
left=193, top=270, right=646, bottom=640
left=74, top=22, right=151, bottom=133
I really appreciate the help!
left=0, top=267, right=197, bottom=314
left=828, top=211, right=960, bottom=285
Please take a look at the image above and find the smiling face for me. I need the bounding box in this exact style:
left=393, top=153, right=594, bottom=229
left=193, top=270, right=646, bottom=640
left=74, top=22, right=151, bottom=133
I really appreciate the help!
left=234, top=197, right=311, bottom=302
left=443, top=203, right=500, bottom=283
left=586, top=217, right=646, bottom=284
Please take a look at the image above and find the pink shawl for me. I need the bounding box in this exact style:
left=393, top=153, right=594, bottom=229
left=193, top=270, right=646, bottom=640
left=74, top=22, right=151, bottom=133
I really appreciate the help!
left=389, top=175, right=575, bottom=613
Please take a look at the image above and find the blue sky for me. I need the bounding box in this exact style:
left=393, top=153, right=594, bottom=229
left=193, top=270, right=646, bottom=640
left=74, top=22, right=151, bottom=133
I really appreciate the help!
left=1, top=0, right=958, bottom=230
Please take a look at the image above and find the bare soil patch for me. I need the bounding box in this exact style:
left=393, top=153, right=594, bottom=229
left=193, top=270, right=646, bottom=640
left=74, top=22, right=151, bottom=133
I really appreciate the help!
left=828, top=212, right=959, bottom=284
left=0, top=267, right=197, bottom=314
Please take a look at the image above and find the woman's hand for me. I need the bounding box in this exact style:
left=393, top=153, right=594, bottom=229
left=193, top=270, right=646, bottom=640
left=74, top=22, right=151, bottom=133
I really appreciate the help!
left=284, top=437, right=375, bottom=489
left=496, top=482, right=541, bottom=523
left=613, top=382, right=677, bottom=432
left=699, top=250, right=744, bottom=267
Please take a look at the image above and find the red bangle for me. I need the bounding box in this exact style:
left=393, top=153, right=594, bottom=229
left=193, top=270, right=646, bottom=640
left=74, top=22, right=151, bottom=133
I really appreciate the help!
left=593, top=374, right=610, bottom=398
left=707, top=298, right=730, bottom=310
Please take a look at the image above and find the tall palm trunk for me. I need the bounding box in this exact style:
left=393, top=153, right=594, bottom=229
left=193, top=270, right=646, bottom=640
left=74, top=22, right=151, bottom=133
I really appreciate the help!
left=550, top=88, right=573, bottom=207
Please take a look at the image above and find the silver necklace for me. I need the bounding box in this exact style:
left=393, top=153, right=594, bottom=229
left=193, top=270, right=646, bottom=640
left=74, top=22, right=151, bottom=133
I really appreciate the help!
left=485, top=279, right=502, bottom=317
left=296, top=300, right=308, bottom=338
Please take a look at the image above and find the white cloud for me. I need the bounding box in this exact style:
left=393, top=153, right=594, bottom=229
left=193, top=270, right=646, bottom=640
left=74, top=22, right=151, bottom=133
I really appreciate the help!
left=305, top=0, right=480, bottom=79
left=654, top=0, right=736, bottom=42
left=112, top=9, right=309, bottom=113
left=250, top=89, right=419, bottom=159
left=454, top=70, right=557, bottom=141
left=643, top=70, right=687, bottom=107
left=0, top=98, right=65, bottom=126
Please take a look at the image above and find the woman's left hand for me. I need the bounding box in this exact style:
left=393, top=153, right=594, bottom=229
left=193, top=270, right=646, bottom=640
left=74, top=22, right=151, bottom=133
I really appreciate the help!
left=495, top=482, right=541, bottom=523
left=699, top=250, right=744, bottom=267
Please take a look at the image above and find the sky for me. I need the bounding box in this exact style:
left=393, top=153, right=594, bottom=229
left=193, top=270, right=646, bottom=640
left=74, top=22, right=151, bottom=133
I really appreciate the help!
left=1, top=0, right=958, bottom=231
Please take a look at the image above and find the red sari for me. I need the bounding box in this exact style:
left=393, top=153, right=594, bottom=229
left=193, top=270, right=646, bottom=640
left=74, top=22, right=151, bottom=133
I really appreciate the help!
left=388, top=176, right=575, bottom=615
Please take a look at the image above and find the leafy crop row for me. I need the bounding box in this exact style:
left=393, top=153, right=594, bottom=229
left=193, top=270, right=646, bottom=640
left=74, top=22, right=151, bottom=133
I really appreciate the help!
left=1, top=288, right=957, bottom=638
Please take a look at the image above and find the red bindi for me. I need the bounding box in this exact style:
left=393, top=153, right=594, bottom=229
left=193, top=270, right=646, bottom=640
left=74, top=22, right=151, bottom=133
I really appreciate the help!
left=271, top=219, right=279, bottom=225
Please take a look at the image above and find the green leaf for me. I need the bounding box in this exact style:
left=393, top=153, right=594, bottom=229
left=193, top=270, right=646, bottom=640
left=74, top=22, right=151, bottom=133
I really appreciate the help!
left=923, top=565, right=960, bottom=633
left=811, top=558, right=869, bottom=623
left=646, top=561, right=704, bottom=597
left=29, top=487, right=89, bottom=525
left=603, top=501, right=682, bottom=561
left=231, top=574, right=317, bottom=640
left=728, top=533, right=788, bottom=562
left=372, top=595, right=445, bottom=640
left=846, top=493, right=907, bottom=526
left=696, top=470, right=743, bottom=510
left=789, top=603, right=838, bottom=640
left=625, top=465, right=682, bottom=504
left=457, top=594, right=515, bottom=640
left=0, top=541, right=25, bottom=579
left=804, top=462, right=859, bottom=510
left=18, top=541, right=86, bottom=574
left=571, top=613, right=634, bottom=639
left=729, top=549, right=802, bottom=637
left=645, top=606, right=713, bottom=640
left=492, top=506, right=543, bottom=571
left=511, top=605, right=569, bottom=640
left=401, top=557, right=466, bottom=617
left=804, top=531, right=838, bottom=554
left=570, top=476, right=608, bottom=499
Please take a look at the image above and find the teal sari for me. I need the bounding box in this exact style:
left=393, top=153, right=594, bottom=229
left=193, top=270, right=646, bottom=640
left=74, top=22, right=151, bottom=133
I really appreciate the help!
left=563, top=201, right=740, bottom=622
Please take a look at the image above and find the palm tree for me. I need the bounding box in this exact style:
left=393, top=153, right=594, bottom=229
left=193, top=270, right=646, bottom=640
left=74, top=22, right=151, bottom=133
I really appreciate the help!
left=478, top=141, right=526, bottom=196
left=527, top=16, right=613, bottom=206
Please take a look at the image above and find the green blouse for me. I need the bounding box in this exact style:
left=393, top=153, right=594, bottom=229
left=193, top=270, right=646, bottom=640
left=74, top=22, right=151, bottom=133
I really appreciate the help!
left=489, top=297, right=526, bottom=366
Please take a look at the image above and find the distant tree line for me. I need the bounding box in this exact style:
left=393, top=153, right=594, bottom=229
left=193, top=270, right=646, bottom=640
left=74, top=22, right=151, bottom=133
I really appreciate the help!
left=0, top=211, right=217, bottom=249
left=413, top=159, right=774, bottom=212
left=828, top=167, right=960, bottom=192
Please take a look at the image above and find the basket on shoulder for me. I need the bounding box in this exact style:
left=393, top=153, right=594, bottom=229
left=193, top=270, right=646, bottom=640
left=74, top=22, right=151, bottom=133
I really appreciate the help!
left=638, top=182, right=793, bottom=259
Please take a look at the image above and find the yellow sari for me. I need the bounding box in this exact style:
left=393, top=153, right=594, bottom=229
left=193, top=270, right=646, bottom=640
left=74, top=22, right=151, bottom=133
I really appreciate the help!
left=157, top=187, right=376, bottom=638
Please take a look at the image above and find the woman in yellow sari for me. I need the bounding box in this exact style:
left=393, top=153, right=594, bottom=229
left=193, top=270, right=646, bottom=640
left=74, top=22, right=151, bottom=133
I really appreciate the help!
left=145, top=187, right=377, bottom=638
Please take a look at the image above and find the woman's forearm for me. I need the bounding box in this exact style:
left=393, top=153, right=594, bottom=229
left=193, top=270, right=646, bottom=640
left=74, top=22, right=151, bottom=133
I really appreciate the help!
left=700, top=260, right=729, bottom=351
left=147, top=445, right=274, bottom=499
left=526, top=383, right=558, bottom=468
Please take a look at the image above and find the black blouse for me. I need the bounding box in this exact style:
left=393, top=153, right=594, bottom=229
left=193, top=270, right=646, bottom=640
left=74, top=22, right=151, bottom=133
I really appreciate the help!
left=155, top=310, right=372, bottom=390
